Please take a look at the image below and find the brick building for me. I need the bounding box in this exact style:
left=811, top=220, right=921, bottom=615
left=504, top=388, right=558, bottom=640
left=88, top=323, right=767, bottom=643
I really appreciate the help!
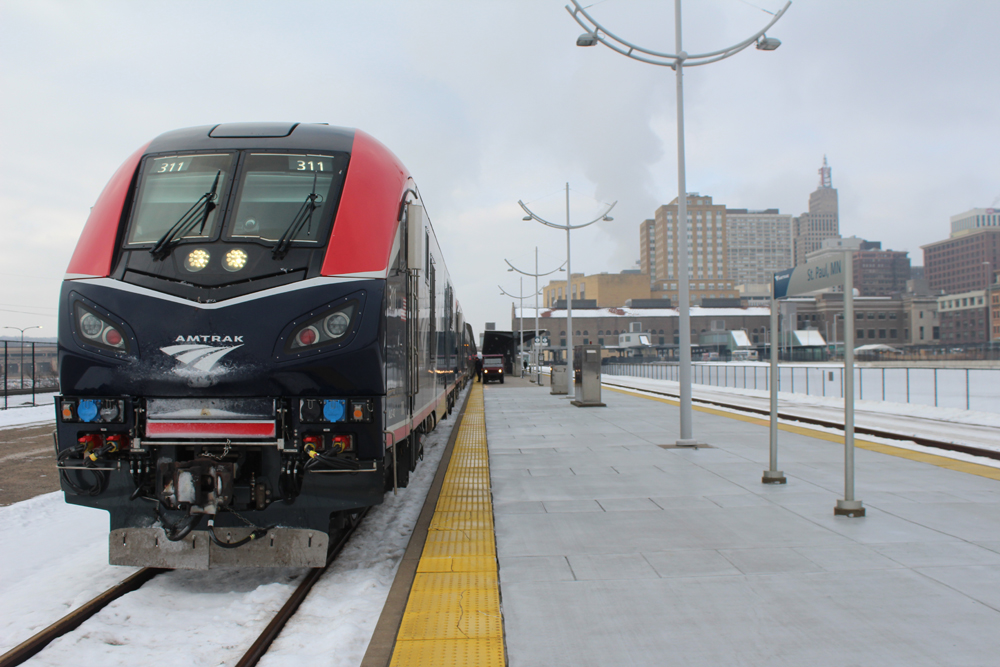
left=542, top=270, right=650, bottom=309
left=937, top=290, right=989, bottom=344
left=922, top=227, right=1000, bottom=295
left=639, top=194, right=738, bottom=304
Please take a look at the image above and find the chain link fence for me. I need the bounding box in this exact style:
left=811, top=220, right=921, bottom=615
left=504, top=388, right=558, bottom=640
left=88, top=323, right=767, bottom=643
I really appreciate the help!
left=604, top=361, right=1000, bottom=414
left=2, top=341, right=58, bottom=409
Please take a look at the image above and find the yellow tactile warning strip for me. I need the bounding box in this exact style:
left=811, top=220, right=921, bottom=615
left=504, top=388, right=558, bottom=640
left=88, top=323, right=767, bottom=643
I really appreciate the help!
left=605, top=383, right=1000, bottom=482
left=389, top=383, right=506, bottom=666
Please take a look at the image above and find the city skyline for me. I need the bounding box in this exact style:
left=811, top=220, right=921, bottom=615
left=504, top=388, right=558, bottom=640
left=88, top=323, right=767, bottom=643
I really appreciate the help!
left=2, top=2, right=999, bottom=337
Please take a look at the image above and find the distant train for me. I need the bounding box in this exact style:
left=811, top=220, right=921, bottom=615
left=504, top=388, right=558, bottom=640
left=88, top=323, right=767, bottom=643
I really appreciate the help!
left=55, top=123, right=475, bottom=568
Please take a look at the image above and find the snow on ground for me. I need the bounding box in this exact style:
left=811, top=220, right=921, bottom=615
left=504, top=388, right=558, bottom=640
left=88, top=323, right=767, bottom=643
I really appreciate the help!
left=604, top=374, right=1000, bottom=429
left=0, top=493, right=141, bottom=653
left=602, top=374, right=1000, bottom=468
left=258, top=411, right=455, bottom=667
left=0, top=393, right=56, bottom=429
left=0, top=387, right=464, bottom=666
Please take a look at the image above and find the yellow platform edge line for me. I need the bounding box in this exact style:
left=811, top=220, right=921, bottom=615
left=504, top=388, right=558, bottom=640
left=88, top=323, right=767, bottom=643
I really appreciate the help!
left=389, top=382, right=506, bottom=667
left=604, top=383, right=1000, bottom=481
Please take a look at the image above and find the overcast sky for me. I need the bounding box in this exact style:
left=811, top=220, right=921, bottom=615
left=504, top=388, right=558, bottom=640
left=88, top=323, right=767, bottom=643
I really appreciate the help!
left=2, top=0, right=999, bottom=339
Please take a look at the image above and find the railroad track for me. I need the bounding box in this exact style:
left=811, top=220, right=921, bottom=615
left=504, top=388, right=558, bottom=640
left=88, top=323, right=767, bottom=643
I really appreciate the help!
left=0, top=509, right=367, bottom=667
left=602, top=379, right=1000, bottom=463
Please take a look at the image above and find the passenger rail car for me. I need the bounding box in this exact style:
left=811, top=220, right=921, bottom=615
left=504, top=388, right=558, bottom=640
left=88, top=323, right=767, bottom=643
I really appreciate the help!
left=55, top=123, right=471, bottom=568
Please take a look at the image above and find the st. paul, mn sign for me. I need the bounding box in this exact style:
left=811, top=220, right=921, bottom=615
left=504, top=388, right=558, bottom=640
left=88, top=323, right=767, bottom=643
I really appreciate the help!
left=773, top=256, right=844, bottom=298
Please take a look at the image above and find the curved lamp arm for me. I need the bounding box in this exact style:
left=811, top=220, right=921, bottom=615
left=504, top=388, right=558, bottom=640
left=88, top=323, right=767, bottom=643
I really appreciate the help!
left=567, top=0, right=791, bottom=68
left=518, top=199, right=616, bottom=231
left=505, top=258, right=567, bottom=278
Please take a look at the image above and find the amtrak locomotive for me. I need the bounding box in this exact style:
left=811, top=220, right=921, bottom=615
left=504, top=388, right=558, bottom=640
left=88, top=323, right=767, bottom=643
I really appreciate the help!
left=55, top=123, right=474, bottom=568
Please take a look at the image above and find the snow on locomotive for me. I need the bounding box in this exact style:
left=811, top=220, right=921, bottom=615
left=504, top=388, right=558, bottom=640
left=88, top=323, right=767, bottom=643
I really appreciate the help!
left=55, top=123, right=473, bottom=568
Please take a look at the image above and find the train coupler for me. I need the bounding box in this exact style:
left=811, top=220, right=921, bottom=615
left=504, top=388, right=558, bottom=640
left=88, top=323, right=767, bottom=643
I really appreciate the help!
left=157, top=457, right=234, bottom=515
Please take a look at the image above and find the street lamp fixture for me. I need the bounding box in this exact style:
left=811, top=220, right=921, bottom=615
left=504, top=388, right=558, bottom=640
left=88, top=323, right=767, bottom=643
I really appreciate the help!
left=506, top=249, right=567, bottom=385
left=577, top=31, right=599, bottom=47
left=500, top=278, right=544, bottom=378
left=756, top=35, right=782, bottom=50
left=519, top=183, right=616, bottom=396
left=567, top=0, right=790, bottom=446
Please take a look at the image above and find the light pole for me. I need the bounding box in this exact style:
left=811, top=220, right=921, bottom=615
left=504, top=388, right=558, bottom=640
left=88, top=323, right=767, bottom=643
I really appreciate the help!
left=500, top=278, right=542, bottom=377
left=568, top=0, right=790, bottom=445
left=507, top=249, right=567, bottom=385
left=519, top=184, right=615, bottom=396
left=4, top=325, right=42, bottom=390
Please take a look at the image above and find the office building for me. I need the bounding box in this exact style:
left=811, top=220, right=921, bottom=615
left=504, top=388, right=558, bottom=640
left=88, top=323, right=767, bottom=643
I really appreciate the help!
left=725, top=208, right=794, bottom=286
left=542, top=270, right=651, bottom=309
left=937, top=290, right=989, bottom=344
left=922, top=227, right=1000, bottom=295
left=807, top=237, right=911, bottom=297
left=641, top=194, right=738, bottom=304
left=793, top=157, right=840, bottom=266
left=951, top=208, right=1000, bottom=235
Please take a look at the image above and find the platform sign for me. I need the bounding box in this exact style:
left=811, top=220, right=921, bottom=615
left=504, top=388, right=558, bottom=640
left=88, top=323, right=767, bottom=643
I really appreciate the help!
left=766, top=251, right=864, bottom=516
left=773, top=255, right=844, bottom=299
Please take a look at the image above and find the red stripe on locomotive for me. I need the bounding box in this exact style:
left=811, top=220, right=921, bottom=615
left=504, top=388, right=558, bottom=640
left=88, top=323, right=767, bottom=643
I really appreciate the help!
left=146, top=421, right=277, bottom=438
left=320, top=129, right=409, bottom=277
left=65, top=142, right=150, bottom=279
left=65, top=128, right=409, bottom=280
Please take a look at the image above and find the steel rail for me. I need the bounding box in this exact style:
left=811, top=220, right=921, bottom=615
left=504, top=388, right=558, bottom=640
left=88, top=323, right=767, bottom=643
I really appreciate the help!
left=0, top=506, right=369, bottom=667
left=602, top=379, right=1000, bottom=462
left=0, top=567, right=167, bottom=667
left=234, top=507, right=369, bottom=667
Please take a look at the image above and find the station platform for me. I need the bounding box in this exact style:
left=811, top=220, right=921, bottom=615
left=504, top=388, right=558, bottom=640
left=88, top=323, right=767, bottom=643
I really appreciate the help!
left=482, top=376, right=1000, bottom=666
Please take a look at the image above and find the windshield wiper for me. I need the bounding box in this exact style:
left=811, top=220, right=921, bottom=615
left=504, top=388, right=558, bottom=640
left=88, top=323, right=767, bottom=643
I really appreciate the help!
left=149, top=170, right=221, bottom=260
left=272, top=172, right=321, bottom=260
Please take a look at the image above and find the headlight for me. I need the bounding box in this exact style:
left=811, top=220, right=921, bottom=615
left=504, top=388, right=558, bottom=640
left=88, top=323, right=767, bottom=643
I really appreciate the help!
left=296, top=325, right=319, bottom=347
left=224, top=248, right=248, bottom=271
left=287, top=302, right=358, bottom=352
left=185, top=248, right=210, bottom=272
left=74, top=303, right=130, bottom=353
left=324, top=311, right=350, bottom=338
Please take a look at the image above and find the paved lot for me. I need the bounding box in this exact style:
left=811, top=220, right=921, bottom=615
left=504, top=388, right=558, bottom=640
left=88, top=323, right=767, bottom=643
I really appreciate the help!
left=486, top=382, right=1000, bottom=666
left=0, top=423, right=59, bottom=506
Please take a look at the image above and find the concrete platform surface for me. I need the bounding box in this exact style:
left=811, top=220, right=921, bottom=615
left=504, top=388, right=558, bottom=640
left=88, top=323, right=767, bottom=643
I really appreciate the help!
left=484, top=383, right=1000, bottom=667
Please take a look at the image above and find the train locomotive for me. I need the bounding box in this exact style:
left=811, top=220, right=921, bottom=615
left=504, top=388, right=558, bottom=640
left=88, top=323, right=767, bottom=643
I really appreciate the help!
left=55, top=123, right=474, bottom=568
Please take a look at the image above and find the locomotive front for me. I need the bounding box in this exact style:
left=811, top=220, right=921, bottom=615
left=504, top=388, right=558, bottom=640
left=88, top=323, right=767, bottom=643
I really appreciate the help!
left=55, top=123, right=408, bottom=568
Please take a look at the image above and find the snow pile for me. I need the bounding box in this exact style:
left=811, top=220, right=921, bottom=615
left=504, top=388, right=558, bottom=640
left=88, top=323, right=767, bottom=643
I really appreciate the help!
left=0, top=493, right=140, bottom=653
left=0, top=393, right=57, bottom=429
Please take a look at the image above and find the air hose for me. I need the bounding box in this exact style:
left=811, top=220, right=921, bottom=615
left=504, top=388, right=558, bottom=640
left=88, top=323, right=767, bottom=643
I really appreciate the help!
left=57, top=443, right=110, bottom=496
left=162, top=512, right=203, bottom=542
left=207, top=518, right=273, bottom=549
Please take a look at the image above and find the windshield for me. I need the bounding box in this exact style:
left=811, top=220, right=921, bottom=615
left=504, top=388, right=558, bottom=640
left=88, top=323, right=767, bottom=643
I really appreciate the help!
left=229, top=153, right=346, bottom=243
left=127, top=154, right=234, bottom=245
left=484, top=357, right=503, bottom=368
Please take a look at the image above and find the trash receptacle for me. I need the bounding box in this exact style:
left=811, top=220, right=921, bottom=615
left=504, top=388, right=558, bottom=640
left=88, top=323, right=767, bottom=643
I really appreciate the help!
left=572, top=344, right=604, bottom=407
left=550, top=366, right=568, bottom=395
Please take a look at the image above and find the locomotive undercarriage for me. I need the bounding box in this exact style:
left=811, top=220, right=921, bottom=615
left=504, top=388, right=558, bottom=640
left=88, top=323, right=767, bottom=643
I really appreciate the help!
left=56, top=398, right=403, bottom=568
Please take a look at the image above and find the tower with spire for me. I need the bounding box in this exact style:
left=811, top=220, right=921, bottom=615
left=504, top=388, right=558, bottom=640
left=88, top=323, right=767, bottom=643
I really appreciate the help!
left=793, top=157, right=840, bottom=265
